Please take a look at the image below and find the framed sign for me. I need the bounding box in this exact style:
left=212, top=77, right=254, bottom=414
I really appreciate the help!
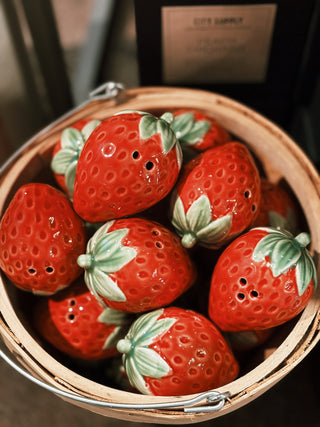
left=134, top=0, right=320, bottom=125
left=161, top=4, right=276, bottom=85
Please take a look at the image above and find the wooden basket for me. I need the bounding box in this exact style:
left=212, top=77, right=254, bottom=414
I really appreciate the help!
left=1, top=83, right=320, bottom=424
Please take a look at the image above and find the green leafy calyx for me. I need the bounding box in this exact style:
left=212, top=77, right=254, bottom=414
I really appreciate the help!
left=140, top=112, right=177, bottom=154
left=98, top=307, right=130, bottom=350
left=117, top=309, right=177, bottom=394
left=171, top=112, right=210, bottom=145
left=252, top=228, right=317, bottom=296
left=171, top=195, right=232, bottom=248
left=115, top=110, right=177, bottom=154
left=77, top=221, right=137, bottom=304
left=51, top=120, right=101, bottom=194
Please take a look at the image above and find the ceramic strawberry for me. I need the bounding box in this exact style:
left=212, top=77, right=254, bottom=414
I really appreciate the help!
left=116, top=307, right=239, bottom=396
left=252, top=178, right=298, bottom=233
left=72, top=110, right=182, bottom=223
left=171, top=108, right=231, bottom=152
left=208, top=227, right=317, bottom=331
left=34, top=278, right=129, bottom=360
left=0, top=183, right=86, bottom=294
left=51, top=118, right=101, bottom=196
left=77, top=217, right=196, bottom=313
left=171, top=142, right=261, bottom=249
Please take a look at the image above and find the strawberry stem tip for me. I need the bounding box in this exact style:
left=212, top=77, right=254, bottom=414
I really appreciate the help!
left=77, top=254, right=94, bottom=269
left=160, top=112, right=174, bottom=125
left=295, top=232, right=311, bottom=248
left=181, top=232, right=197, bottom=248
left=117, top=338, right=133, bottom=354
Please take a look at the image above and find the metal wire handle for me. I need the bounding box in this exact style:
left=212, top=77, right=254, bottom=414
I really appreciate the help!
left=0, top=343, right=229, bottom=414
left=89, top=81, right=125, bottom=101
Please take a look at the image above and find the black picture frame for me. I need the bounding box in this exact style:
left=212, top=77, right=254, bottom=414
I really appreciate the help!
left=134, top=0, right=320, bottom=126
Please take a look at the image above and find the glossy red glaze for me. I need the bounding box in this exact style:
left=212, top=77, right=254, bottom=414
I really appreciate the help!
left=145, top=307, right=239, bottom=396
left=209, top=229, right=314, bottom=331
left=0, top=183, right=86, bottom=294
left=97, top=218, right=197, bottom=313
left=73, top=112, right=181, bottom=222
left=173, top=142, right=261, bottom=245
left=34, top=278, right=122, bottom=359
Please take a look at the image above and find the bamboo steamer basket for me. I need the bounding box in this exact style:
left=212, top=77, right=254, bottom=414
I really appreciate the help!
left=1, top=83, right=320, bottom=424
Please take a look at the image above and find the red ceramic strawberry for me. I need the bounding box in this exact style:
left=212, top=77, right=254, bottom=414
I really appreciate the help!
left=116, top=307, right=239, bottom=396
left=34, top=277, right=129, bottom=360
left=0, top=183, right=86, bottom=294
left=208, top=227, right=317, bottom=331
left=51, top=118, right=101, bottom=196
left=171, top=142, right=261, bottom=249
left=252, top=178, right=298, bottom=233
left=72, top=110, right=182, bottom=223
left=171, top=108, right=231, bottom=152
left=77, top=217, right=196, bottom=313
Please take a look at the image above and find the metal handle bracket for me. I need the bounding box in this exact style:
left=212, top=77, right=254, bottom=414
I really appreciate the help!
left=89, top=81, right=125, bottom=102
